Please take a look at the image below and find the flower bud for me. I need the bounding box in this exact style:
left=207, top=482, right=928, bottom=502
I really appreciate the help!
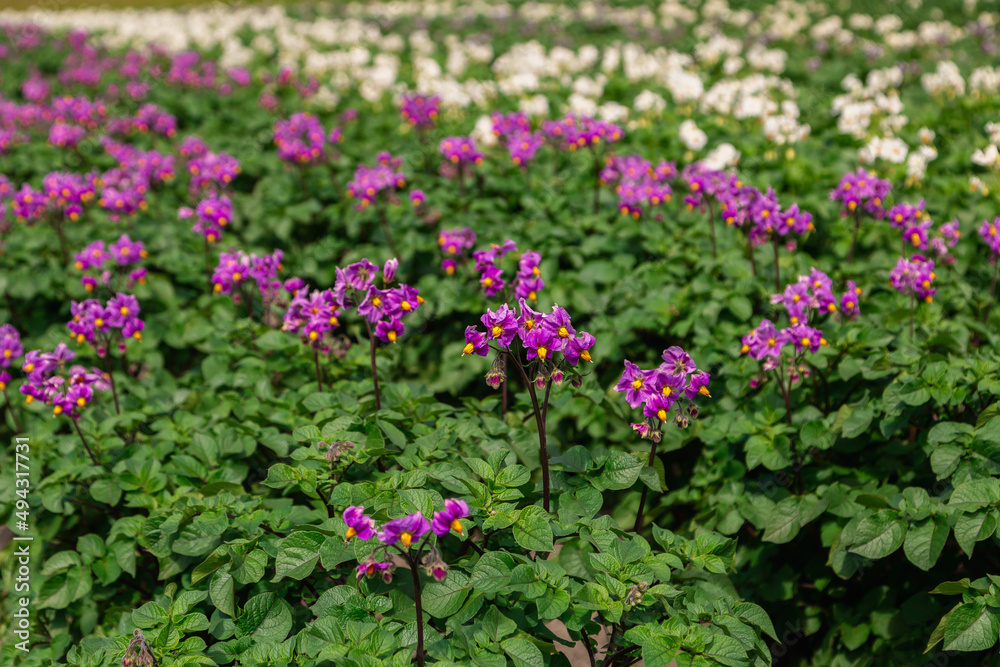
left=550, top=369, right=564, bottom=385
left=571, top=373, right=583, bottom=388
left=383, top=258, right=399, bottom=283
left=534, top=373, right=546, bottom=390
left=485, top=355, right=506, bottom=389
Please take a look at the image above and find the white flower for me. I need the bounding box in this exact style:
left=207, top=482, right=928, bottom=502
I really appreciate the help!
left=702, top=143, right=741, bottom=170
left=679, top=119, right=708, bottom=151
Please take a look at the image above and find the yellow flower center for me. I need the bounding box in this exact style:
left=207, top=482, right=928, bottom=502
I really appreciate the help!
left=401, top=301, right=412, bottom=311
left=699, top=386, right=711, bottom=397
left=801, top=337, right=810, bottom=346
left=491, top=325, right=503, bottom=338
left=388, top=331, right=397, bottom=342
left=346, top=526, right=357, bottom=539
left=657, top=409, right=667, bottom=421
left=463, top=342, right=475, bottom=355
left=450, top=519, right=463, bottom=533
left=632, top=378, right=643, bottom=390
left=372, top=297, right=381, bottom=307
left=662, top=386, right=672, bottom=397
left=120, top=307, right=129, bottom=315
left=400, top=532, right=413, bottom=548
left=537, top=347, right=548, bottom=359
left=558, top=327, right=569, bottom=337
left=767, top=338, right=776, bottom=346
left=581, top=350, right=591, bottom=362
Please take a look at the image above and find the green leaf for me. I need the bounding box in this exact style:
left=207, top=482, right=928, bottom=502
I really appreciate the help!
left=496, top=465, right=531, bottom=487
left=469, top=552, right=511, bottom=595
left=210, top=567, right=235, bottom=617
left=595, top=451, right=643, bottom=490
left=133, top=602, right=169, bottom=629
left=422, top=572, right=470, bottom=618
left=842, top=406, right=874, bottom=439
left=849, top=510, right=905, bottom=559
left=762, top=498, right=801, bottom=544
left=500, top=638, right=544, bottom=667
left=943, top=602, right=1000, bottom=652
left=734, top=602, right=778, bottom=641
left=929, top=579, right=972, bottom=595
left=272, top=532, right=326, bottom=582
left=513, top=506, right=554, bottom=552
left=903, top=516, right=949, bottom=571
left=235, top=592, right=293, bottom=643
left=481, top=606, right=516, bottom=643
left=90, top=479, right=122, bottom=506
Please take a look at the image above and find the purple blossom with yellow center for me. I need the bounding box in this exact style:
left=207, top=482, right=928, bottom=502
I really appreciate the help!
left=481, top=304, right=518, bottom=349
left=378, top=513, right=431, bottom=549
left=343, top=506, right=375, bottom=541
left=432, top=499, right=469, bottom=536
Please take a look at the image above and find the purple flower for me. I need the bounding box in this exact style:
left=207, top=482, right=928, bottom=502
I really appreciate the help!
left=356, top=557, right=393, bottom=582
left=481, top=304, right=518, bottom=349
left=643, top=394, right=674, bottom=422
left=378, top=513, right=431, bottom=548
left=785, top=324, right=824, bottom=353
left=563, top=332, right=595, bottom=365
left=540, top=305, right=576, bottom=345
left=375, top=318, right=404, bottom=344
left=109, top=234, right=147, bottom=265
left=432, top=499, right=470, bottom=536
left=523, top=328, right=555, bottom=361
left=684, top=371, right=711, bottom=400
left=980, top=218, right=1000, bottom=255
left=615, top=361, right=647, bottom=409
left=0, top=325, right=24, bottom=368
left=357, top=287, right=390, bottom=324
left=462, top=326, right=489, bottom=357
left=660, top=347, right=695, bottom=377
left=343, top=506, right=375, bottom=541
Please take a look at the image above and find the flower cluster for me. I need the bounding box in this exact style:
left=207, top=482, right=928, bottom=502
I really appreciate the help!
left=768, top=269, right=862, bottom=323
left=601, top=154, right=675, bottom=218
left=472, top=240, right=516, bottom=297
left=615, top=346, right=711, bottom=438
left=439, top=136, right=484, bottom=167
left=399, top=93, right=440, bottom=129
left=283, top=258, right=423, bottom=348
left=41, top=171, right=97, bottom=222
left=342, top=499, right=469, bottom=583
left=890, top=255, right=937, bottom=304
left=342, top=258, right=422, bottom=343
left=464, top=301, right=594, bottom=388
left=211, top=249, right=284, bottom=306
left=186, top=149, right=241, bottom=194
left=73, top=236, right=148, bottom=292
left=829, top=167, right=892, bottom=219
left=181, top=195, right=233, bottom=243
left=67, top=293, right=145, bottom=355
left=437, top=227, right=476, bottom=275
left=19, top=343, right=109, bottom=418
left=273, top=112, right=329, bottom=165
left=346, top=152, right=406, bottom=210
left=491, top=111, right=545, bottom=167
left=542, top=114, right=624, bottom=151
left=685, top=166, right=815, bottom=247
left=979, top=217, right=1000, bottom=255
left=0, top=325, right=24, bottom=392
